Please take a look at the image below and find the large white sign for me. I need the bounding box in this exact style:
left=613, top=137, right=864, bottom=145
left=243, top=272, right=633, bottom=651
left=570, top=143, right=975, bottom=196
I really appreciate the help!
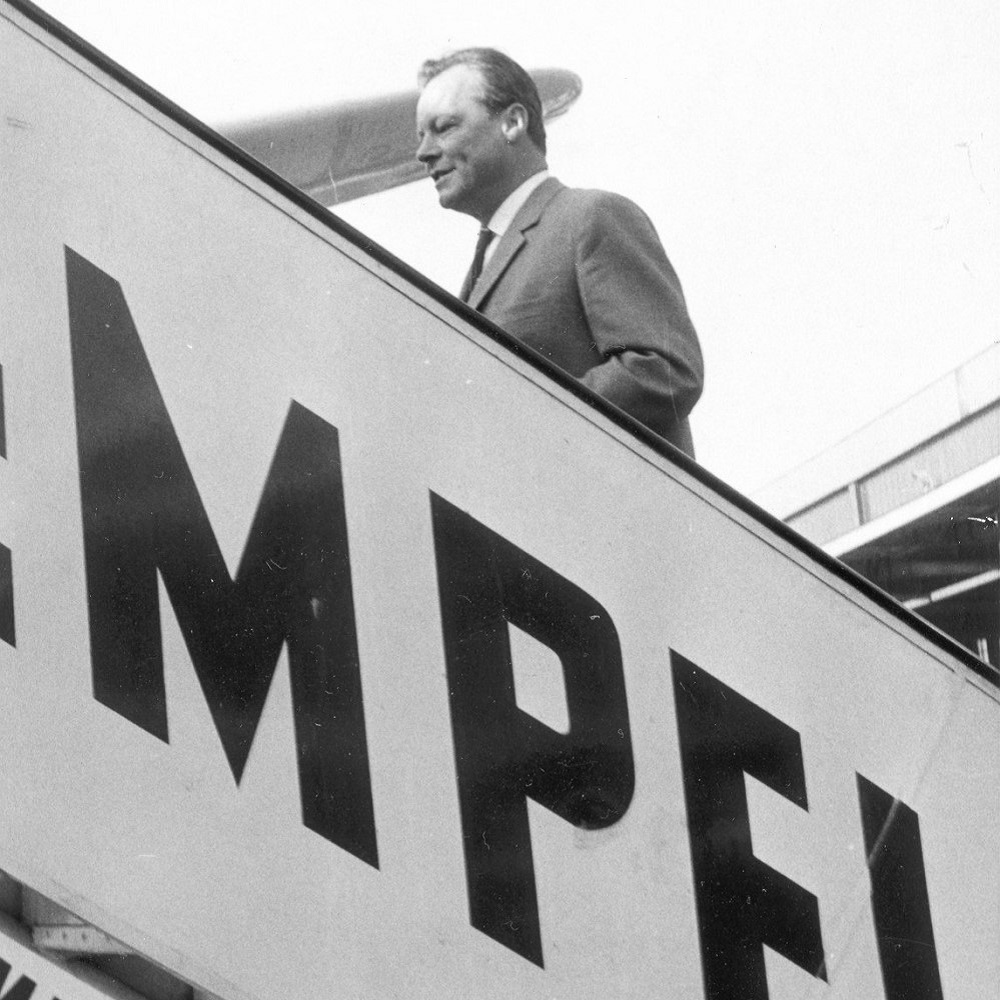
left=1, top=4, right=997, bottom=999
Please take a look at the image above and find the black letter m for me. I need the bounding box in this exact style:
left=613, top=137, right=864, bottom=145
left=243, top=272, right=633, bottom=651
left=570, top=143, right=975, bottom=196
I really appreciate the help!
left=65, top=247, right=377, bottom=867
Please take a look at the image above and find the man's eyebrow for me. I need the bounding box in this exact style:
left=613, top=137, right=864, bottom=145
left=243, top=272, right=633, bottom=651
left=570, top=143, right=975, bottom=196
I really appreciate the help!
left=416, top=114, right=449, bottom=138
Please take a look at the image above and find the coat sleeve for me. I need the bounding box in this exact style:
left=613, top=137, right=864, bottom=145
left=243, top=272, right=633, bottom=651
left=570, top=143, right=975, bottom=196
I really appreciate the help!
left=573, top=192, right=704, bottom=446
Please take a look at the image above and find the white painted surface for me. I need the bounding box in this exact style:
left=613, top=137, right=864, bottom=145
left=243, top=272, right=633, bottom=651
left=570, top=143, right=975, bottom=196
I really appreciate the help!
left=2, top=7, right=997, bottom=999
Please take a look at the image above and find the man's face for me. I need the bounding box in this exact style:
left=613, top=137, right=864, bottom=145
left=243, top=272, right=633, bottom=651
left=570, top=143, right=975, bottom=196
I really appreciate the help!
left=415, top=65, right=513, bottom=222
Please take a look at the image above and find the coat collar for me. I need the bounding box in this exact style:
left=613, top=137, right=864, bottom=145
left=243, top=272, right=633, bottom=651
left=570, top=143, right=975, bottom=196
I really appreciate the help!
left=468, top=177, right=564, bottom=310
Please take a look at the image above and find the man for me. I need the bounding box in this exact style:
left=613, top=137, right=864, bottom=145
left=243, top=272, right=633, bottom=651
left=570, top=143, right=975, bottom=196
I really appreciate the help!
left=415, top=48, right=704, bottom=456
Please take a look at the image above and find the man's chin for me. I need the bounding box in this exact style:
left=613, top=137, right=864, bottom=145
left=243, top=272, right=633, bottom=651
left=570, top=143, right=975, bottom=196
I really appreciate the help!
left=437, top=183, right=468, bottom=214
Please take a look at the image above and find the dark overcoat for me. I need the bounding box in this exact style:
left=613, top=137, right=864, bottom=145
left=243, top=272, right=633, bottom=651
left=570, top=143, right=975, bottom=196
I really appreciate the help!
left=466, top=177, right=704, bottom=456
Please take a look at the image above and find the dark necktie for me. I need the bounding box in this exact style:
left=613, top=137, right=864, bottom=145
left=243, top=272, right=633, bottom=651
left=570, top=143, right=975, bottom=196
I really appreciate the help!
left=461, top=227, right=494, bottom=302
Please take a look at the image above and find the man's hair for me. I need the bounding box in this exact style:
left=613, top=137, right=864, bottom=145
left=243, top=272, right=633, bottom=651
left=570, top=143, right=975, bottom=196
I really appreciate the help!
left=419, top=47, right=547, bottom=155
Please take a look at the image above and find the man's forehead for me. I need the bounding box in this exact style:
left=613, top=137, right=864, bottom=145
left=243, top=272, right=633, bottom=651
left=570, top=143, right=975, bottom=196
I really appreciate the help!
left=417, top=64, right=488, bottom=117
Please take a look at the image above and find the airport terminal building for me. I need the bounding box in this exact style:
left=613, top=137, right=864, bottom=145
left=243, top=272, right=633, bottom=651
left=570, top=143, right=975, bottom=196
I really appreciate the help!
left=754, top=344, right=999, bottom=667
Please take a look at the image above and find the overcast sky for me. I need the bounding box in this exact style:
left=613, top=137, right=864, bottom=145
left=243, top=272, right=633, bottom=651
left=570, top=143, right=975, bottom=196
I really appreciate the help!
left=36, top=0, right=999, bottom=497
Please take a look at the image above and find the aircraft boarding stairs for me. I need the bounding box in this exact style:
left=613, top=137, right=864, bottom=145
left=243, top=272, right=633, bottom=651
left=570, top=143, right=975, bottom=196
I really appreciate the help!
left=2, top=4, right=997, bottom=1000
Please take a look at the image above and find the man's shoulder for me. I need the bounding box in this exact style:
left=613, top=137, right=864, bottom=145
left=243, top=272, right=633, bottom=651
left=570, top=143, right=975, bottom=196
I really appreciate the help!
left=556, top=184, right=633, bottom=205
left=545, top=183, right=651, bottom=226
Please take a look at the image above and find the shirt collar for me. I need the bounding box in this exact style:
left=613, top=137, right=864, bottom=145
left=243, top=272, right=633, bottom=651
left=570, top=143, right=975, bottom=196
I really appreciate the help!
left=486, top=170, right=550, bottom=240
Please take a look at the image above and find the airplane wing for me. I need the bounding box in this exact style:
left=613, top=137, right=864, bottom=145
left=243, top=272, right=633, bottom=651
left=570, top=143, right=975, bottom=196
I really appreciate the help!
left=218, top=69, right=582, bottom=206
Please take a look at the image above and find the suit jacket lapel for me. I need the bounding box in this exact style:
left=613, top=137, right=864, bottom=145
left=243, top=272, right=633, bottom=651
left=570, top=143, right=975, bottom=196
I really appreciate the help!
left=468, top=178, right=564, bottom=310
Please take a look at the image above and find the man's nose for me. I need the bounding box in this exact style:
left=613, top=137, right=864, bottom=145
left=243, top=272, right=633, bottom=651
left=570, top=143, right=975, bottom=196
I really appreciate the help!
left=415, top=133, right=438, bottom=165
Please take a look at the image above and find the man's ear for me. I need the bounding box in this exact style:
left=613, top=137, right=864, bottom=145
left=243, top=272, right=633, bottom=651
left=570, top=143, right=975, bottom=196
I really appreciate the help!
left=500, top=103, right=529, bottom=143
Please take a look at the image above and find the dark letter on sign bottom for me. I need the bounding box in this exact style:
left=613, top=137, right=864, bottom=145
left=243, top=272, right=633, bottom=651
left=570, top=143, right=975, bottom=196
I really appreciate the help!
left=857, top=774, right=944, bottom=1000
left=672, top=653, right=826, bottom=999
left=0, top=959, right=36, bottom=1000
left=431, top=494, right=634, bottom=967
left=0, top=364, right=11, bottom=648
left=0, top=545, right=12, bottom=648
left=65, top=246, right=377, bottom=868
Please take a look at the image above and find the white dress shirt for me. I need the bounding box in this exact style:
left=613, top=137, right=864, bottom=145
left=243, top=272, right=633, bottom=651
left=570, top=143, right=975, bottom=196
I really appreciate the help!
left=482, top=170, right=550, bottom=267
